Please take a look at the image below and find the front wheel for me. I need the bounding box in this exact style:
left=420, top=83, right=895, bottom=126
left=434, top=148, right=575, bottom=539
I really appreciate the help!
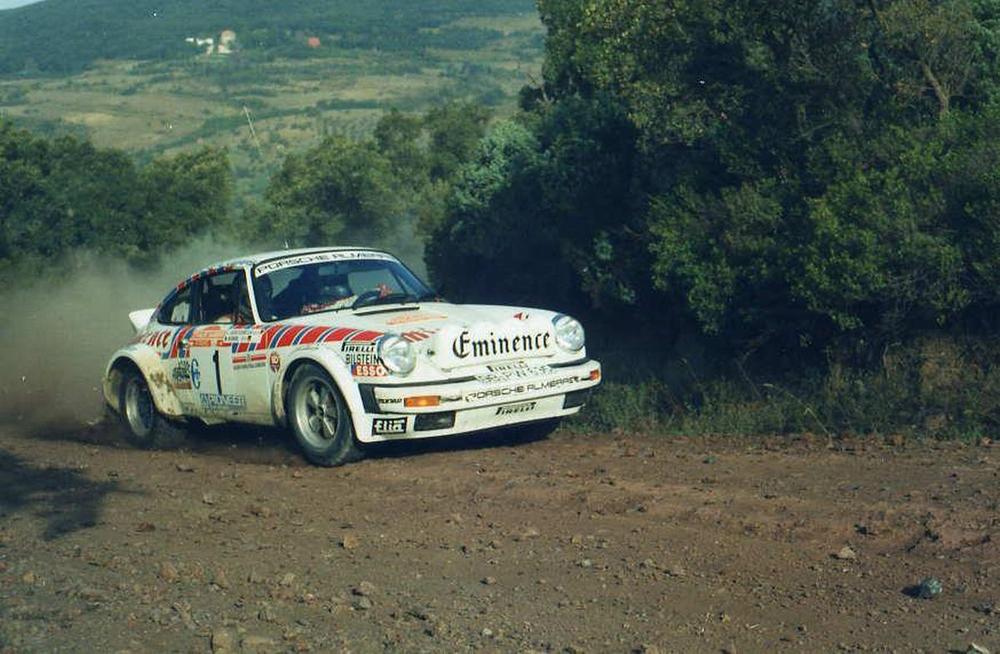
left=287, top=364, right=363, bottom=467
left=118, top=368, right=187, bottom=449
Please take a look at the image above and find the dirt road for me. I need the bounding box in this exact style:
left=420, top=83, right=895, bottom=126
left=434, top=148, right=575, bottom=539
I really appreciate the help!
left=0, top=423, right=997, bottom=653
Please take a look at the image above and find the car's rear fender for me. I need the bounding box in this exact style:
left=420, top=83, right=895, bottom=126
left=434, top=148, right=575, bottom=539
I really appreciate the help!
left=271, top=348, right=368, bottom=439
left=103, top=346, right=185, bottom=418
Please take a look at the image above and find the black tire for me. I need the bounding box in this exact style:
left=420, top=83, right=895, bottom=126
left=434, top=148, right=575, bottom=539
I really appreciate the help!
left=117, top=367, right=187, bottom=449
left=287, top=363, right=363, bottom=467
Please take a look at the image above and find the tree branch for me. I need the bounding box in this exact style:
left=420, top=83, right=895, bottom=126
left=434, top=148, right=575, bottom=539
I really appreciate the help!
left=920, top=61, right=949, bottom=116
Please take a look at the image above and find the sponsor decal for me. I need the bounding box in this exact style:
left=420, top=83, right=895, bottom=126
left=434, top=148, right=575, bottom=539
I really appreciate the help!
left=452, top=330, right=552, bottom=360
left=254, top=250, right=395, bottom=277
left=476, top=362, right=552, bottom=384
left=269, top=352, right=281, bottom=372
left=352, top=363, right=388, bottom=378
left=190, top=359, right=201, bottom=389
left=233, top=361, right=266, bottom=371
left=513, top=312, right=529, bottom=321
left=232, top=353, right=267, bottom=371
left=385, top=313, right=446, bottom=326
left=138, top=330, right=172, bottom=349
left=171, top=361, right=193, bottom=390
left=224, top=327, right=256, bottom=343
left=199, top=393, right=246, bottom=411
left=341, top=342, right=380, bottom=368
left=496, top=401, right=537, bottom=416
left=463, top=374, right=579, bottom=403
left=189, top=325, right=225, bottom=348
left=372, top=417, right=407, bottom=435
left=341, top=342, right=376, bottom=353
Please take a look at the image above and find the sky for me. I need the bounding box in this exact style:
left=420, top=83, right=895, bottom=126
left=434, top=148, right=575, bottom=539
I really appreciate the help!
left=0, top=0, right=43, bottom=9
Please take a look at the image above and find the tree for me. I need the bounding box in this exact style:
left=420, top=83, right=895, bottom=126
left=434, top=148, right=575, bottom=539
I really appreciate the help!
left=0, top=121, right=234, bottom=276
left=254, top=136, right=400, bottom=247
left=139, top=146, right=233, bottom=252
left=431, top=0, right=1000, bottom=356
left=423, top=102, right=492, bottom=181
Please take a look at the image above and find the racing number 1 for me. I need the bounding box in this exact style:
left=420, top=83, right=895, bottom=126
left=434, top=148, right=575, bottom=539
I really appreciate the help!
left=212, top=350, right=222, bottom=393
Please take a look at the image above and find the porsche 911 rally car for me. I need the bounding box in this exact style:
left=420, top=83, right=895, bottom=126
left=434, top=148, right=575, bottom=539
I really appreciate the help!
left=104, top=247, right=602, bottom=465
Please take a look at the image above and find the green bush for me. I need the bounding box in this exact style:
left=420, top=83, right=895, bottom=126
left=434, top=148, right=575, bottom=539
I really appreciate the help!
left=568, top=381, right=672, bottom=433
left=573, top=334, right=998, bottom=441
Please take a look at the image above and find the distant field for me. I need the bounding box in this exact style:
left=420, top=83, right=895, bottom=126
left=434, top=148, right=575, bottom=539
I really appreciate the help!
left=0, top=12, right=543, bottom=202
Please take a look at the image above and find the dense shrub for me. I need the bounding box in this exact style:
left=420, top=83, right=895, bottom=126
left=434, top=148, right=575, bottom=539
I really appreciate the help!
left=0, top=120, right=231, bottom=275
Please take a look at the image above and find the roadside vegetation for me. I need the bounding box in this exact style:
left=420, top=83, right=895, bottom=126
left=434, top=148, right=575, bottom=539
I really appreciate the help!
left=1, top=0, right=998, bottom=440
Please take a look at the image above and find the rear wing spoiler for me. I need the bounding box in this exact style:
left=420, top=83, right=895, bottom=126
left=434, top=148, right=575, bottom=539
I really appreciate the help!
left=129, top=308, right=156, bottom=333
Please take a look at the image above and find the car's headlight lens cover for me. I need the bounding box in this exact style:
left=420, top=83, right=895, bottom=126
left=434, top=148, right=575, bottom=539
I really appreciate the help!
left=378, top=334, right=416, bottom=375
left=552, top=314, right=585, bottom=352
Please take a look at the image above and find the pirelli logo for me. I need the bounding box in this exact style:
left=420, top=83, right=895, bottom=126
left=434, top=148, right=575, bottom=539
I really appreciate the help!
left=496, top=401, right=537, bottom=416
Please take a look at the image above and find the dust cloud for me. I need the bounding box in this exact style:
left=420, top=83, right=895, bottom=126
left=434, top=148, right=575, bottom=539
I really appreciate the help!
left=0, top=238, right=249, bottom=433
left=0, top=236, right=429, bottom=435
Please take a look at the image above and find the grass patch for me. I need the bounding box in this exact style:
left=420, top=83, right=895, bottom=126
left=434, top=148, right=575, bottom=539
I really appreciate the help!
left=572, top=334, right=999, bottom=440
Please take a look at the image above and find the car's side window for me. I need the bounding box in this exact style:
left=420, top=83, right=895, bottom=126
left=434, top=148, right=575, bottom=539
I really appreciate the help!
left=159, top=285, right=193, bottom=325
left=234, top=273, right=254, bottom=325
left=197, top=270, right=254, bottom=325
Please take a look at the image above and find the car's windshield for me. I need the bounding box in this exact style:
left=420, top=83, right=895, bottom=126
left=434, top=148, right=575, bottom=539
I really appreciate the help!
left=252, top=251, right=435, bottom=321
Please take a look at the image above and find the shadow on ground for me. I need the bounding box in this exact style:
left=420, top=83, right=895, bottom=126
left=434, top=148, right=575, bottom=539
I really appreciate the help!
left=361, top=421, right=557, bottom=462
left=8, top=415, right=559, bottom=468
left=0, top=448, right=135, bottom=540
left=185, top=421, right=555, bottom=466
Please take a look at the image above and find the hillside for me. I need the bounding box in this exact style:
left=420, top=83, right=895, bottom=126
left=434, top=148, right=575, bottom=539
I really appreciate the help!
left=0, top=0, right=537, bottom=75
left=0, top=0, right=543, bottom=204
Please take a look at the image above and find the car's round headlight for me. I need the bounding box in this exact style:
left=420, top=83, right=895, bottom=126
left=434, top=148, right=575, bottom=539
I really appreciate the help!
left=552, top=315, right=585, bottom=352
left=378, top=334, right=416, bottom=375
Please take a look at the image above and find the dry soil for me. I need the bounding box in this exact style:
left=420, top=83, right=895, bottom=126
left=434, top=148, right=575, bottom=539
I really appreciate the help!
left=0, top=423, right=997, bottom=653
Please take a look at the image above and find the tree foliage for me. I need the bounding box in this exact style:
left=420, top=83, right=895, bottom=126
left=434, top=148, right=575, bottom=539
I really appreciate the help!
left=242, top=102, right=492, bottom=253
left=427, top=0, right=1000, bottom=357
left=0, top=120, right=231, bottom=274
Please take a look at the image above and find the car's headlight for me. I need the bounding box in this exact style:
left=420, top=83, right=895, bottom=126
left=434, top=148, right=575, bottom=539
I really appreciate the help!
left=378, top=334, right=416, bottom=375
left=552, top=314, right=585, bottom=352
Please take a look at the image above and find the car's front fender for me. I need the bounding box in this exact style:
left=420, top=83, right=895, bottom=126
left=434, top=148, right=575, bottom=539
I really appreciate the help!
left=104, top=345, right=185, bottom=418
left=270, top=347, right=368, bottom=440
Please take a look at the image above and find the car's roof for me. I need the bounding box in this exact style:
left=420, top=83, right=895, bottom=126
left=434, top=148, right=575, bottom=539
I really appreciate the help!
left=207, top=246, right=390, bottom=270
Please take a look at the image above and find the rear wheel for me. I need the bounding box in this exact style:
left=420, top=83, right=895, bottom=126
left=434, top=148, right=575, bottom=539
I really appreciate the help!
left=118, top=367, right=187, bottom=449
left=287, top=364, right=363, bottom=467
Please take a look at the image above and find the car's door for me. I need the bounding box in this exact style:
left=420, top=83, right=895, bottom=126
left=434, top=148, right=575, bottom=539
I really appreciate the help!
left=152, top=281, right=199, bottom=415
left=222, top=270, right=273, bottom=420
left=181, top=269, right=254, bottom=421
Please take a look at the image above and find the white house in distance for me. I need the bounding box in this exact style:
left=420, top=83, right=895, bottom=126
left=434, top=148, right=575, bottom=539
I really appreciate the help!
left=184, top=30, right=236, bottom=56
left=218, top=30, right=237, bottom=54
left=184, top=36, right=215, bottom=55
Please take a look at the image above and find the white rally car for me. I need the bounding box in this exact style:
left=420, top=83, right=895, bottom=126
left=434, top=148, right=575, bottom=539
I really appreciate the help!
left=104, top=247, right=602, bottom=465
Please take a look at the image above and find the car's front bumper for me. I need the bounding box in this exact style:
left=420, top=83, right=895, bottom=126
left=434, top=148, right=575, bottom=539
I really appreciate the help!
left=354, top=358, right=601, bottom=442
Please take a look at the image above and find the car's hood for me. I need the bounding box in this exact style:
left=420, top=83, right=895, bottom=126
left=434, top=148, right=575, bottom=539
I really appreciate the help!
left=287, top=302, right=563, bottom=369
